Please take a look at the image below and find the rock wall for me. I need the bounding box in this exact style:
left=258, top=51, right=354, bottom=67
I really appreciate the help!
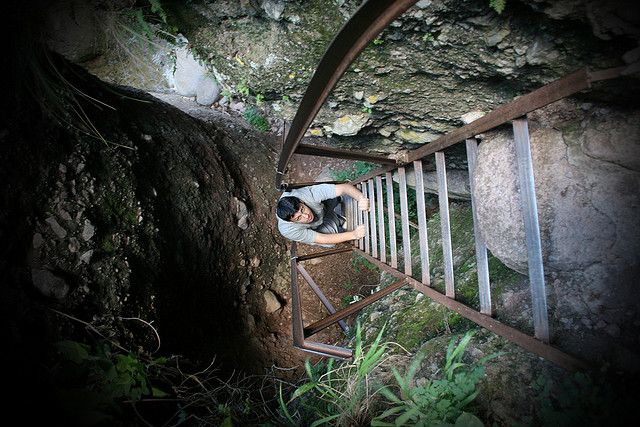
left=474, top=98, right=640, bottom=370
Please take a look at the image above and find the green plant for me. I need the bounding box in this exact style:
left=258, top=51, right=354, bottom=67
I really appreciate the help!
left=237, top=80, right=250, bottom=97
left=256, top=93, right=265, bottom=106
left=352, top=254, right=377, bottom=272
left=243, top=107, right=270, bottom=132
left=221, top=89, right=233, bottom=100
left=361, top=105, right=373, bottom=114
left=282, top=95, right=291, bottom=103
left=54, top=340, right=168, bottom=423
left=373, top=331, right=502, bottom=426
left=280, top=323, right=391, bottom=426
left=489, top=0, right=506, bottom=14
left=373, top=38, right=385, bottom=45
left=422, top=32, right=435, bottom=43
left=332, top=161, right=377, bottom=182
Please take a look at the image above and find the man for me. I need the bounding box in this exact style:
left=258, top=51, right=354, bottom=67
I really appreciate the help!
left=276, top=183, right=370, bottom=245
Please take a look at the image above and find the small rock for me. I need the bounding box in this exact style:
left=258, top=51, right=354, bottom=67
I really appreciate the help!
left=58, top=208, right=72, bottom=222
left=79, top=249, right=94, bottom=264
left=45, top=216, right=67, bottom=239
left=262, top=0, right=285, bottom=20
left=264, top=290, right=282, bottom=313
left=82, top=219, right=95, bottom=241
left=234, top=197, right=250, bottom=230
left=250, top=256, right=261, bottom=268
left=461, top=110, right=485, bottom=124
left=32, top=233, right=44, bottom=249
left=59, top=163, right=67, bottom=174
left=68, top=237, right=80, bottom=253
left=31, top=268, right=69, bottom=300
left=332, top=114, right=369, bottom=136
left=354, top=91, right=364, bottom=100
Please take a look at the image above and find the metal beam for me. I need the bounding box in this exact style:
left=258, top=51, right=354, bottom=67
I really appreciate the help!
left=295, top=143, right=396, bottom=164
left=296, top=246, right=353, bottom=261
left=304, top=278, right=408, bottom=337
left=297, top=264, right=349, bottom=333
left=353, top=248, right=588, bottom=372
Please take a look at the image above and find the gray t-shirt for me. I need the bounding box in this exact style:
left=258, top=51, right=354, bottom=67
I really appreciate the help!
left=278, top=184, right=337, bottom=244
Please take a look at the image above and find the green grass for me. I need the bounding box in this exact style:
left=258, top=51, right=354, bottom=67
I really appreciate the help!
left=243, top=107, right=269, bottom=132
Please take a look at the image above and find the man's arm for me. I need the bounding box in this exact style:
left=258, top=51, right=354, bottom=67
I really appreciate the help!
left=314, top=225, right=366, bottom=245
left=335, top=183, right=370, bottom=211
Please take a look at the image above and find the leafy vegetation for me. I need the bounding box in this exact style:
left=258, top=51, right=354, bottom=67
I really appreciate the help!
left=279, top=327, right=498, bottom=426
left=374, top=331, right=501, bottom=426
left=489, top=0, right=506, bottom=14
left=331, top=161, right=377, bottom=182
left=50, top=332, right=279, bottom=426
left=244, top=106, right=270, bottom=132
left=236, top=80, right=250, bottom=96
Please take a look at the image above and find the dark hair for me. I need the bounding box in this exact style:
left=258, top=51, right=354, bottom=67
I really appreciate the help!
left=276, top=196, right=302, bottom=221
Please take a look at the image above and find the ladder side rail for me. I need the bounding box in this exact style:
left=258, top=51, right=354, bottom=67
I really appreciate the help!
left=297, top=263, right=349, bottom=333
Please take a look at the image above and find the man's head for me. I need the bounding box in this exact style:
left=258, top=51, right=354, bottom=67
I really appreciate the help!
left=277, top=196, right=315, bottom=223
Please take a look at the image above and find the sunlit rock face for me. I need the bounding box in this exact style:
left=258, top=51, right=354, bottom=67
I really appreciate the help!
left=44, top=0, right=638, bottom=154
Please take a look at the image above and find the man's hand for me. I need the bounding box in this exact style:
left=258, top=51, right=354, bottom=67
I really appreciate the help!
left=353, top=224, right=366, bottom=239
left=314, top=225, right=366, bottom=244
left=358, top=197, right=370, bottom=211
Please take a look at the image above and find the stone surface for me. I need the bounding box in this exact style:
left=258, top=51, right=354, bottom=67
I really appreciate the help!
left=234, top=197, right=250, bottom=230
left=331, top=114, right=369, bottom=136
left=474, top=99, right=640, bottom=275
left=394, top=167, right=471, bottom=200
left=31, top=268, right=69, bottom=300
left=82, top=219, right=95, bottom=241
left=174, top=47, right=208, bottom=97
left=196, top=76, right=220, bottom=105
left=45, top=217, right=67, bottom=239
left=263, top=290, right=282, bottom=313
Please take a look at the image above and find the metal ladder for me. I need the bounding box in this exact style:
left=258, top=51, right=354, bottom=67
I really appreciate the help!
left=278, top=0, right=626, bottom=371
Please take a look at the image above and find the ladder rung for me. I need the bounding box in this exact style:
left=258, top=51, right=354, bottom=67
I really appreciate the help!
left=436, top=152, right=455, bottom=298
left=398, top=166, right=412, bottom=276
left=385, top=172, right=398, bottom=269
left=413, top=160, right=430, bottom=286
left=376, top=176, right=386, bottom=263
left=513, top=117, right=549, bottom=343
left=368, top=179, right=378, bottom=258
left=465, top=138, right=492, bottom=315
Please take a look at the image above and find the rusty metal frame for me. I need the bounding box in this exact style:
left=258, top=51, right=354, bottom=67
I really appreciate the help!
left=275, top=0, right=420, bottom=188
left=289, top=242, right=409, bottom=359
left=353, top=248, right=588, bottom=372
left=276, top=0, right=625, bottom=370
left=295, top=143, right=396, bottom=164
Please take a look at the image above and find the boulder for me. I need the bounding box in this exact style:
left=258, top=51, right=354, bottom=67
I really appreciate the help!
left=473, top=99, right=640, bottom=275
